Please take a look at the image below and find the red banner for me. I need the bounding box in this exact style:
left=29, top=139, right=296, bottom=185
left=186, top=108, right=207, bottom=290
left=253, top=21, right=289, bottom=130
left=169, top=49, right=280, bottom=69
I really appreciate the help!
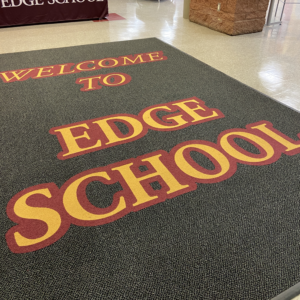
left=0, top=0, right=108, bottom=27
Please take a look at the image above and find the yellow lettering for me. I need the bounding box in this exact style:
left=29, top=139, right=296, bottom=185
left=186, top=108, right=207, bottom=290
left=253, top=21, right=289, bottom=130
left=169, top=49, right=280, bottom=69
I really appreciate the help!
left=251, top=123, right=300, bottom=153
left=102, top=73, right=126, bottom=86
left=0, top=69, right=34, bottom=82
left=174, top=143, right=230, bottom=180
left=13, top=188, right=61, bottom=247
left=142, top=106, right=188, bottom=130
left=58, top=64, right=76, bottom=75
left=78, top=76, right=102, bottom=90
left=172, top=99, right=219, bottom=122
left=122, top=54, right=145, bottom=65
left=35, top=66, right=55, bottom=78
left=54, top=123, right=101, bottom=157
left=93, top=116, right=144, bottom=145
left=220, top=131, right=275, bottom=163
left=146, top=52, right=164, bottom=61
left=63, top=172, right=126, bottom=221
left=76, top=61, right=96, bottom=71
left=112, top=154, right=189, bottom=207
left=98, top=58, right=119, bottom=68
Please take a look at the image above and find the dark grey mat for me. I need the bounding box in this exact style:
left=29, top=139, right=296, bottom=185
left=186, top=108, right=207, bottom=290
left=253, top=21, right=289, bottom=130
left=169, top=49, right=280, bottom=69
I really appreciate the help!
left=0, top=38, right=299, bottom=300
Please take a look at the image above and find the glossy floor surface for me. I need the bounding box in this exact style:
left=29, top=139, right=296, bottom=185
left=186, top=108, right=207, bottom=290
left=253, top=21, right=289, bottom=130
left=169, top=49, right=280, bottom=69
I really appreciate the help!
left=0, top=0, right=300, bottom=113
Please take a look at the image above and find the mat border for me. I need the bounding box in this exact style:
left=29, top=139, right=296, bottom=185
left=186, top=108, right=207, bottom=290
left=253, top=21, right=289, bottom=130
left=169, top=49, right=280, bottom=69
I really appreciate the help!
left=1, top=37, right=299, bottom=299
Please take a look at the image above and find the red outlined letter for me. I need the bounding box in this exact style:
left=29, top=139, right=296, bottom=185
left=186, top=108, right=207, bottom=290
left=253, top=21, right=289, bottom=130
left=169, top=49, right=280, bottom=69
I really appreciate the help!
left=249, top=121, right=300, bottom=156
left=0, top=68, right=35, bottom=83
left=5, top=183, right=70, bottom=254
left=140, top=97, right=224, bottom=132
left=61, top=171, right=128, bottom=227
left=75, top=76, right=103, bottom=91
left=172, top=140, right=236, bottom=183
left=111, top=151, right=191, bottom=211
left=50, top=123, right=102, bottom=159
left=218, top=128, right=281, bottom=165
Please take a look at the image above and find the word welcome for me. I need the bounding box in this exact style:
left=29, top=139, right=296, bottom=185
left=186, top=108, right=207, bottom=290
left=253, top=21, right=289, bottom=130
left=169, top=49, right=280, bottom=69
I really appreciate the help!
left=6, top=119, right=300, bottom=253
left=50, top=97, right=224, bottom=159
left=0, top=51, right=166, bottom=83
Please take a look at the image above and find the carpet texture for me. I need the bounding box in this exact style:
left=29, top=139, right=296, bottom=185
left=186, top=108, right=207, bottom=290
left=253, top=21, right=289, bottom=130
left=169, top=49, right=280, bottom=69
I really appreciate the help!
left=0, top=38, right=300, bottom=300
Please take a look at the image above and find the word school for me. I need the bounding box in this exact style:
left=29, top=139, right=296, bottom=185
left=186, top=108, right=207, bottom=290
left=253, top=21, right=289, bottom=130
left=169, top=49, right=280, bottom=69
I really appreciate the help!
left=5, top=98, right=300, bottom=253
